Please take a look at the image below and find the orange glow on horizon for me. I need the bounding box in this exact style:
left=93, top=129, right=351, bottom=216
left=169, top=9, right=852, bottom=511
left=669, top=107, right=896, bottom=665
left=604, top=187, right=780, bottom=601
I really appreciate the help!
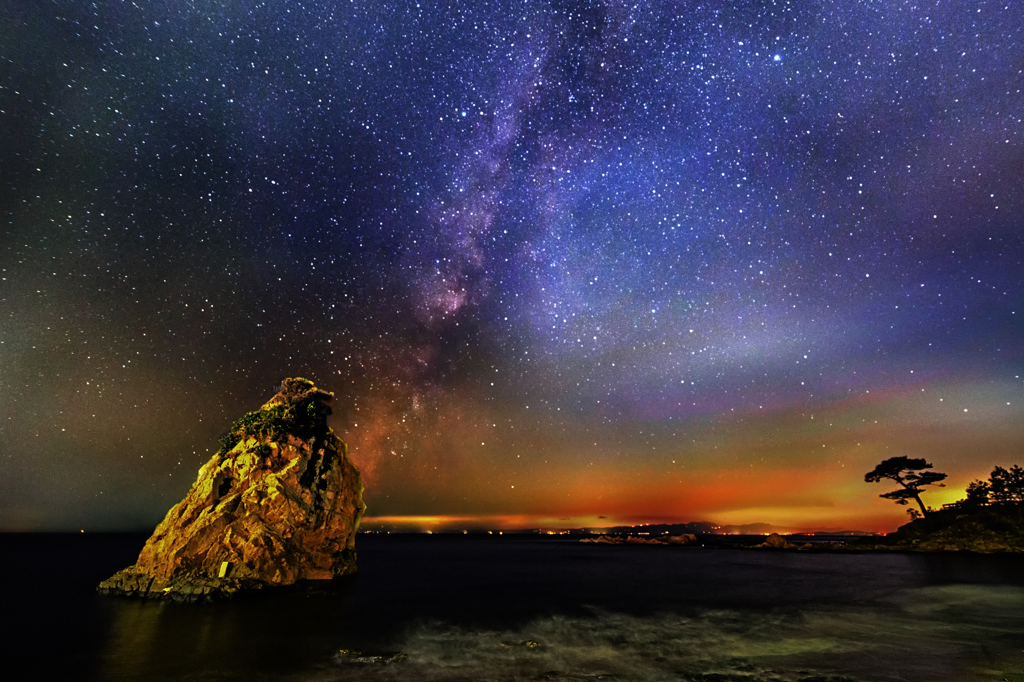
left=357, top=457, right=979, bottom=534
left=360, top=509, right=906, bottom=535
left=358, top=513, right=903, bottom=534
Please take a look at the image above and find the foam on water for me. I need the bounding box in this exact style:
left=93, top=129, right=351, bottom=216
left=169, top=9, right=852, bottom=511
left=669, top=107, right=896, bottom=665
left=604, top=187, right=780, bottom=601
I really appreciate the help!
left=315, top=585, right=1024, bottom=682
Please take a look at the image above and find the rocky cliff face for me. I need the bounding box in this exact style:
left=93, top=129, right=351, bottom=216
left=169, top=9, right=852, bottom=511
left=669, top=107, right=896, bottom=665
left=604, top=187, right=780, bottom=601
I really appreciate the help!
left=98, top=378, right=365, bottom=600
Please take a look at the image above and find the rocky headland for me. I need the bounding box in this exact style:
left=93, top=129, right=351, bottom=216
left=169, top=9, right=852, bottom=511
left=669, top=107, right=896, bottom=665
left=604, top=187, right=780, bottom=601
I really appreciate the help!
left=738, top=506, right=1024, bottom=553
left=98, top=377, right=365, bottom=601
left=848, top=505, right=1024, bottom=553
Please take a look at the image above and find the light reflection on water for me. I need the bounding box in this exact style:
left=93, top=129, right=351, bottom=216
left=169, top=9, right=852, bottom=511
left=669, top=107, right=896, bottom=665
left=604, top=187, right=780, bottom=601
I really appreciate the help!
left=97, top=583, right=361, bottom=680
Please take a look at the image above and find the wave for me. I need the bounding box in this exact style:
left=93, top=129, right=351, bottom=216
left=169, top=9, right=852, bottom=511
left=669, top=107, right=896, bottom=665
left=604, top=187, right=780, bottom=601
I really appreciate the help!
left=315, top=585, right=1024, bottom=682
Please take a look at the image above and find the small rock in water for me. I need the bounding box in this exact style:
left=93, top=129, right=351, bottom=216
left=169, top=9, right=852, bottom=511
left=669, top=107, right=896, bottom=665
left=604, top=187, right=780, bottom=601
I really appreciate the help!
left=751, top=532, right=798, bottom=549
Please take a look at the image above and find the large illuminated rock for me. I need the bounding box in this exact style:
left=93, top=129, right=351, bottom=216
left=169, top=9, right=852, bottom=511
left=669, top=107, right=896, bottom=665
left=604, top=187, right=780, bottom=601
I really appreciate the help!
left=98, top=378, right=365, bottom=600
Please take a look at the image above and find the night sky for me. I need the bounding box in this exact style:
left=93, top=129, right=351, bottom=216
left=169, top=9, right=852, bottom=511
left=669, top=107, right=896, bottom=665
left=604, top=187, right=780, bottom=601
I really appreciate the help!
left=2, top=0, right=1022, bottom=533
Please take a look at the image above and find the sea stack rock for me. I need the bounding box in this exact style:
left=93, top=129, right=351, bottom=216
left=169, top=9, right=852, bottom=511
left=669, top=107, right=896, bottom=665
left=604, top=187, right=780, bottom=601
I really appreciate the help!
left=98, top=378, right=365, bottom=600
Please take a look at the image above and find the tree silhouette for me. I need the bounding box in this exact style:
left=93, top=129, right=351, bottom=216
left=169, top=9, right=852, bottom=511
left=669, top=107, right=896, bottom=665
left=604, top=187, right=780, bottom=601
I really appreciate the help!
left=963, top=479, right=991, bottom=507
left=988, top=465, right=1024, bottom=505
left=864, top=456, right=947, bottom=518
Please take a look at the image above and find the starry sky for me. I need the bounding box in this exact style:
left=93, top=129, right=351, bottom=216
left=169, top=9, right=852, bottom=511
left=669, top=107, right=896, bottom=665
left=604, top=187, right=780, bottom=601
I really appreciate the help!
left=2, top=0, right=1022, bottom=533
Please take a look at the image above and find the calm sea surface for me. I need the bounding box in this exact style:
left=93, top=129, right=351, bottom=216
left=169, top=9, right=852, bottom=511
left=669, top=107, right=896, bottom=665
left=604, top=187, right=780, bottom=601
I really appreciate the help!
left=3, top=533, right=1024, bottom=681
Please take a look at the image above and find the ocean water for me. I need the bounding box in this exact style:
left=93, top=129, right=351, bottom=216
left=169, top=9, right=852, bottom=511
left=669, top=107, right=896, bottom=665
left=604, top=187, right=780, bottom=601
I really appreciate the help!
left=3, top=533, right=1024, bottom=681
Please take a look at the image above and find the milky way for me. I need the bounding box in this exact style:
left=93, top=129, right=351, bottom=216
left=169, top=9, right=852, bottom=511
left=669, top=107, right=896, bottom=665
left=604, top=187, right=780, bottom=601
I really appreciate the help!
left=2, top=1, right=1022, bottom=531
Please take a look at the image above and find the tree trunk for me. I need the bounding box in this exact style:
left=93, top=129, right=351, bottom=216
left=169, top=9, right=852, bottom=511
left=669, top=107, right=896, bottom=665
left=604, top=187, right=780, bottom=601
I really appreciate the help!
left=913, top=493, right=929, bottom=517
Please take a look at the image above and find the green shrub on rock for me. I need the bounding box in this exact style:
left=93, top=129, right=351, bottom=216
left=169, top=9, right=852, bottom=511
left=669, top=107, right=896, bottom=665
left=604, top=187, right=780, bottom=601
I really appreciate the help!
left=215, top=398, right=326, bottom=458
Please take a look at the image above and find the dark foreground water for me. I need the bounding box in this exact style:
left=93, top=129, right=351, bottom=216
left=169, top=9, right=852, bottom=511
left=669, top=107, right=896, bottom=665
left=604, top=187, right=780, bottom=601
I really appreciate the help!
left=3, top=533, right=1024, bottom=682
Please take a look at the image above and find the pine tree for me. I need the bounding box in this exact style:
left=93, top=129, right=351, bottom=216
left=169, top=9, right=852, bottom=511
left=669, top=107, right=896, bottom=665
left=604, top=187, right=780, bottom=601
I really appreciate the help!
left=864, top=457, right=947, bottom=518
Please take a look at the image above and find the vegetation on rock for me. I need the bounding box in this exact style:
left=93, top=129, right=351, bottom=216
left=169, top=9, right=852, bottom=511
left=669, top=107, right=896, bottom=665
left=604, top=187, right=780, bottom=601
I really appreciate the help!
left=863, top=504, right=1024, bottom=553
left=216, top=401, right=323, bottom=457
